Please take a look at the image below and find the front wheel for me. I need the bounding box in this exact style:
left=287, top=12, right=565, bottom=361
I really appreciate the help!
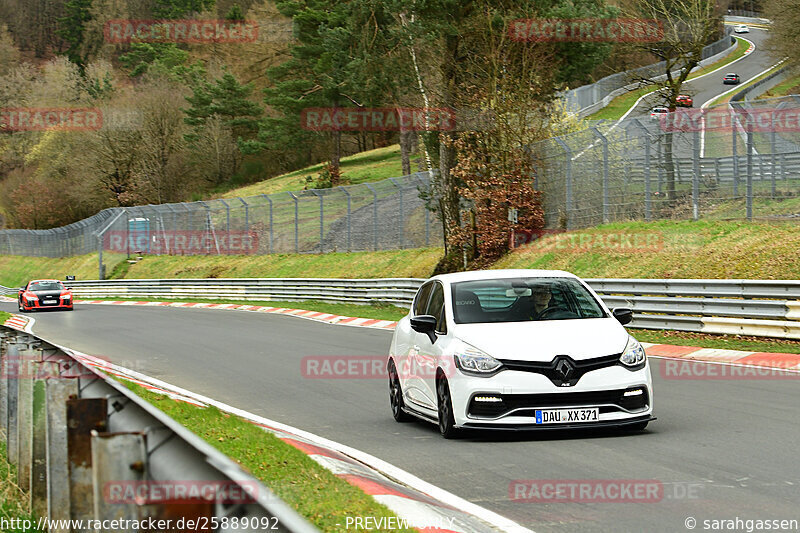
left=388, top=360, right=411, bottom=422
left=436, top=377, right=459, bottom=439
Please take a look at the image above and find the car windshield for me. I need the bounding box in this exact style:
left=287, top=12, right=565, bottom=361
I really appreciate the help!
left=29, top=281, right=64, bottom=291
left=451, top=277, right=606, bottom=324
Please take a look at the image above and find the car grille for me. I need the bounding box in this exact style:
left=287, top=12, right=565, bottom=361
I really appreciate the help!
left=498, top=354, right=622, bottom=387
left=39, top=298, right=61, bottom=306
left=467, top=387, right=650, bottom=419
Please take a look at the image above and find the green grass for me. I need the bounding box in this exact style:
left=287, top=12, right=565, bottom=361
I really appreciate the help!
left=124, top=383, right=414, bottom=533
left=494, top=219, right=800, bottom=279
left=0, top=436, right=35, bottom=533
left=586, top=37, right=750, bottom=121
left=219, top=145, right=422, bottom=199
left=79, top=297, right=409, bottom=322
left=0, top=253, right=127, bottom=288
left=0, top=311, right=10, bottom=322
left=120, top=248, right=441, bottom=280
left=634, top=328, right=800, bottom=354
left=757, top=72, right=800, bottom=99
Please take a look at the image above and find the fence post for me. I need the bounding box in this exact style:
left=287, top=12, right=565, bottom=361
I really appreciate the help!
left=238, top=197, right=249, bottom=232
left=338, top=186, right=351, bottom=252
left=592, top=128, right=609, bottom=224
left=365, top=184, right=378, bottom=251
left=554, top=137, right=573, bottom=229
left=46, top=376, right=79, bottom=531
left=260, top=194, right=274, bottom=254
left=389, top=178, right=404, bottom=249
left=693, top=129, right=700, bottom=221
left=746, top=124, right=754, bottom=221
left=311, top=190, right=324, bottom=253
left=631, top=119, right=651, bottom=222
left=732, top=107, right=739, bottom=196
left=288, top=192, right=299, bottom=253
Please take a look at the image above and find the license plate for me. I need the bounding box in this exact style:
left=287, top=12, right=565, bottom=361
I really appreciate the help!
left=535, top=408, right=599, bottom=424
left=43, top=300, right=56, bottom=304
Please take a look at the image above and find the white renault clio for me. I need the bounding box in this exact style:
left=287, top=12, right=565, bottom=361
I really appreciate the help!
left=388, top=270, right=654, bottom=438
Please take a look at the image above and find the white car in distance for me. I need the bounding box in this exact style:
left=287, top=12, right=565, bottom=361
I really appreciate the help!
left=388, top=270, right=655, bottom=438
left=733, top=24, right=750, bottom=33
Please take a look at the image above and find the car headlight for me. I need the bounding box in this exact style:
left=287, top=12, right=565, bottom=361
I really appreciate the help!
left=454, top=344, right=502, bottom=375
left=25, top=294, right=38, bottom=302
left=619, top=336, right=646, bottom=368
left=61, top=294, right=71, bottom=299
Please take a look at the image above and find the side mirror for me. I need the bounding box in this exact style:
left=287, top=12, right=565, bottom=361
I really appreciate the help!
left=612, top=308, right=633, bottom=326
left=410, top=315, right=438, bottom=344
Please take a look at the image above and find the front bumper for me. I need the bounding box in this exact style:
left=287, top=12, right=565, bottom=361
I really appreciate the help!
left=448, top=362, right=653, bottom=428
left=22, top=300, right=72, bottom=310
left=461, top=414, right=655, bottom=431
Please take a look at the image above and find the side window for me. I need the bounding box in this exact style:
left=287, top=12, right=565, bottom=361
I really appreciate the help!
left=425, top=282, right=447, bottom=333
left=413, top=282, right=433, bottom=316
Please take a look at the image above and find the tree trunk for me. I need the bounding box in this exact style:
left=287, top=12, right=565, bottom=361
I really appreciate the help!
left=438, top=34, right=461, bottom=235
left=400, top=130, right=411, bottom=175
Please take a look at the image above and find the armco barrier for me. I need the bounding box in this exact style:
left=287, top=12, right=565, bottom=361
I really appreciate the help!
left=7, top=277, right=796, bottom=340
left=0, top=325, right=319, bottom=533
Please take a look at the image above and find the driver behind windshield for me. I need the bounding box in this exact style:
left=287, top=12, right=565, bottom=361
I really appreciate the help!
left=528, top=285, right=554, bottom=320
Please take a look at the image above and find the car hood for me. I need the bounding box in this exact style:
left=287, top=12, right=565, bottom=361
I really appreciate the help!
left=30, top=290, right=65, bottom=297
left=452, top=318, right=629, bottom=362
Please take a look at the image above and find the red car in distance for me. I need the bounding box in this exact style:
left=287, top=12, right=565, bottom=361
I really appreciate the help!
left=676, top=95, right=693, bottom=107
left=18, top=279, right=73, bottom=312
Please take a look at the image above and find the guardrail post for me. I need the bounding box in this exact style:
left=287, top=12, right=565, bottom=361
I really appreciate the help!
left=91, top=431, right=148, bottom=527
left=68, top=397, right=108, bottom=522
left=338, top=186, right=351, bottom=252
left=365, top=184, right=378, bottom=251
left=746, top=124, right=754, bottom=221
left=16, top=354, right=35, bottom=491
left=46, top=375, right=79, bottom=531
left=31, top=360, right=58, bottom=518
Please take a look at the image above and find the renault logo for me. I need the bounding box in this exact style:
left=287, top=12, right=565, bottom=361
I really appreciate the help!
left=554, top=358, right=574, bottom=380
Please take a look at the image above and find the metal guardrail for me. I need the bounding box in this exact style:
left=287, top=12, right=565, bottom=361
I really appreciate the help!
left=6, top=277, right=796, bottom=339
left=0, top=325, right=319, bottom=533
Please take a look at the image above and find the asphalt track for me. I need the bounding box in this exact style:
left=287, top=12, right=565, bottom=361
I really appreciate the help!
left=3, top=302, right=798, bottom=533
left=632, top=27, right=774, bottom=118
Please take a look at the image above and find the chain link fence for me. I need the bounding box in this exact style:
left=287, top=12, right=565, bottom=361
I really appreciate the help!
left=0, top=171, right=442, bottom=260
left=535, top=97, right=800, bottom=229
left=2, top=98, right=800, bottom=264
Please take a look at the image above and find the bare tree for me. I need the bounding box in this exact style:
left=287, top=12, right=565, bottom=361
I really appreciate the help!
left=764, top=0, right=800, bottom=66
left=624, top=0, right=723, bottom=200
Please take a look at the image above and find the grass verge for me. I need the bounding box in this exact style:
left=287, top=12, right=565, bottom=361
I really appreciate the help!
left=633, top=328, right=800, bottom=354
left=0, top=436, right=35, bottom=533
left=758, top=72, right=800, bottom=99
left=494, top=220, right=800, bottom=279
left=0, top=311, right=10, bottom=322
left=123, top=382, right=414, bottom=533
left=0, top=253, right=127, bottom=288
left=78, top=298, right=409, bottom=322
left=219, top=145, right=421, bottom=199
left=586, top=37, right=749, bottom=121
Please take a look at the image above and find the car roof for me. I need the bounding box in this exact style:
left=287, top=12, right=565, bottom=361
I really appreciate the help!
left=29, top=279, right=61, bottom=284
left=725, top=73, right=738, bottom=76
left=429, top=269, right=580, bottom=285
